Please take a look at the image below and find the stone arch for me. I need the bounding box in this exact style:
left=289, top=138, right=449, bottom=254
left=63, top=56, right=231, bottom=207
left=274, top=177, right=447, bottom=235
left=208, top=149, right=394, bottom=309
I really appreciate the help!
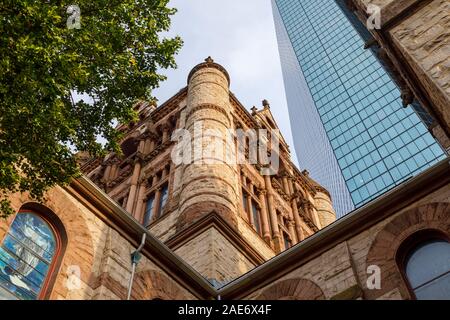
left=132, top=270, right=190, bottom=300
left=256, top=278, right=325, bottom=300
left=366, top=202, right=450, bottom=299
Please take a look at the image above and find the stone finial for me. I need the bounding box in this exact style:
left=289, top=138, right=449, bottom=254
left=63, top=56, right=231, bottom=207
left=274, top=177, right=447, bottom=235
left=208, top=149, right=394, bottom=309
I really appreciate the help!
left=251, top=106, right=258, bottom=115
left=302, top=170, right=310, bottom=176
left=188, top=57, right=230, bottom=86
left=262, top=99, right=270, bottom=109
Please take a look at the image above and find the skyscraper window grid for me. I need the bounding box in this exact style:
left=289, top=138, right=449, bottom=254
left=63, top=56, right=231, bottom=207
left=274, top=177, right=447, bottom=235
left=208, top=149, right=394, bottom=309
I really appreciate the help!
left=272, top=0, right=446, bottom=214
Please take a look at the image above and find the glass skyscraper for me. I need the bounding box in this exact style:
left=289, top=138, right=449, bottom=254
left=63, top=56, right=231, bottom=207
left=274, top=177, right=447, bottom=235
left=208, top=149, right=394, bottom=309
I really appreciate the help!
left=272, top=0, right=446, bottom=217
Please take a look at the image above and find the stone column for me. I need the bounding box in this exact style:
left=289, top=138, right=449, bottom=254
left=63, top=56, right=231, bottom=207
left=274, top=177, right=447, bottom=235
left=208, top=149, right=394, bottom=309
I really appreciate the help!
left=249, top=183, right=255, bottom=194
left=151, top=174, right=159, bottom=188
left=126, top=159, right=142, bottom=213
left=288, top=177, right=304, bottom=242
left=152, top=187, right=162, bottom=220
left=178, top=57, right=240, bottom=228
left=138, top=137, right=146, bottom=154
left=162, top=166, right=169, bottom=179
left=148, top=139, right=155, bottom=154
left=144, top=132, right=157, bottom=155
left=291, top=197, right=305, bottom=242
left=282, top=174, right=290, bottom=195
left=257, top=189, right=272, bottom=244
left=134, top=180, right=147, bottom=223
left=247, top=193, right=254, bottom=226
left=241, top=172, right=247, bottom=187
left=264, top=175, right=282, bottom=252
left=102, top=162, right=112, bottom=182
left=109, top=159, right=120, bottom=181
left=283, top=175, right=297, bottom=244
left=308, top=202, right=322, bottom=230
left=161, top=124, right=171, bottom=143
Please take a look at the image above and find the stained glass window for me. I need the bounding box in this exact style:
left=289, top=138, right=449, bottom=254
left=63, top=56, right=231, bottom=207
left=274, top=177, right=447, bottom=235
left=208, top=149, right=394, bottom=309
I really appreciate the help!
left=0, top=212, right=57, bottom=300
left=405, top=240, right=450, bottom=300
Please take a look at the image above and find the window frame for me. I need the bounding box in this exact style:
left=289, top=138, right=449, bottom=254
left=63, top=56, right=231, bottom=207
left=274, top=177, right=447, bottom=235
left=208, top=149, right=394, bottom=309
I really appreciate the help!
left=0, top=209, right=64, bottom=300
left=143, top=194, right=156, bottom=227
left=396, top=229, right=450, bottom=300
left=144, top=180, right=170, bottom=227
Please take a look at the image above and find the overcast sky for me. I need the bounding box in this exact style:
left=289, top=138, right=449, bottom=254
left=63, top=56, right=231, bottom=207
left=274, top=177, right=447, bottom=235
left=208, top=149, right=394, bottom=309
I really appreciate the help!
left=153, top=0, right=299, bottom=166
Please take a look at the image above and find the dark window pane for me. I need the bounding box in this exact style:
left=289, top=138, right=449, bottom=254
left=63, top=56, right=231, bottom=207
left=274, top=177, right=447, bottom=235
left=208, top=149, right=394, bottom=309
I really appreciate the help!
left=414, top=272, right=450, bottom=300
left=283, top=232, right=291, bottom=250
left=251, top=201, right=261, bottom=235
left=406, top=240, right=450, bottom=289
left=144, top=195, right=155, bottom=226
left=159, top=184, right=169, bottom=215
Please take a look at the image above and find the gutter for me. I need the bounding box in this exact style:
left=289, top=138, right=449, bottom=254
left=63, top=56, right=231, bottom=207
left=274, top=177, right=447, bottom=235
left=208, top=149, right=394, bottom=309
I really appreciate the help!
left=67, top=176, right=217, bottom=299
left=127, top=233, right=146, bottom=300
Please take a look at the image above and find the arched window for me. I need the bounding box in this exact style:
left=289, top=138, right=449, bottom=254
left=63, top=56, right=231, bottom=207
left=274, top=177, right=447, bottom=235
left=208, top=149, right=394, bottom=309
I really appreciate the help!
left=402, top=237, right=450, bottom=300
left=0, top=212, right=60, bottom=300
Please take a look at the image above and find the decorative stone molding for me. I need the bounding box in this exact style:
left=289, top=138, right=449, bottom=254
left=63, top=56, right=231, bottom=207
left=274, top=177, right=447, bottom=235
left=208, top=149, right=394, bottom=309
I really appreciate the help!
left=186, top=103, right=230, bottom=123
left=187, top=56, right=231, bottom=86
left=256, top=278, right=325, bottom=300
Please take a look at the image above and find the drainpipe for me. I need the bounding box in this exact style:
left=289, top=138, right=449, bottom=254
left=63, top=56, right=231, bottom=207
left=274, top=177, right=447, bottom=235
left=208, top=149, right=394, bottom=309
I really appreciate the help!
left=126, top=233, right=147, bottom=300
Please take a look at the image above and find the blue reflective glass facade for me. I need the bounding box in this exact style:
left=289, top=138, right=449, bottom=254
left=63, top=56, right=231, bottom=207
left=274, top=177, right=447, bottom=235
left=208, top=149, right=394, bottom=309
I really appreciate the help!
left=272, top=0, right=446, bottom=217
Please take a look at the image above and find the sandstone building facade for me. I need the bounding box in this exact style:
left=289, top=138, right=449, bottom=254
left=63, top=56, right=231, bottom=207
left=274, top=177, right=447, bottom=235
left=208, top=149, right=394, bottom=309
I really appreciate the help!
left=0, top=56, right=449, bottom=300
left=81, top=57, right=336, bottom=285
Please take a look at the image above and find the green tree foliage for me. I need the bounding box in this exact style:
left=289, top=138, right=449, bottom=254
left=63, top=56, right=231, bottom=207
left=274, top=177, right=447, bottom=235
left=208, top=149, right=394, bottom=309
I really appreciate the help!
left=0, top=0, right=182, bottom=217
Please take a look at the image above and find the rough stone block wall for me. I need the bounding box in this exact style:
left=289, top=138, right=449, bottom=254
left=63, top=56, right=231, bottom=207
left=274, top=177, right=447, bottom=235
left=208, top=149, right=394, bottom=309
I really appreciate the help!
left=150, top=209, right=179, bottom=242
left=389, top=0, right=450, bottom=131
left=355, top=0, right=418, bottom=25
left=246, top=242, right=358, bottom=300
left=175, top=227, right=256, bottom=285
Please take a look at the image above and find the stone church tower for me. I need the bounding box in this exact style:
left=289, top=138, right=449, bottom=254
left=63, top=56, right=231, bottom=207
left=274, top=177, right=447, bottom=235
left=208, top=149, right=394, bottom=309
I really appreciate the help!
left=82, top=58, right=336, bottom=286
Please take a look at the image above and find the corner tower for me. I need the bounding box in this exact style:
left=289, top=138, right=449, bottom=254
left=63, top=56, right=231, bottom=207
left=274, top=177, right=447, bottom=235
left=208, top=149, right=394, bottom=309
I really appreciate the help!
left=177, top=57, right=240, bottom=229
left=82, top=58, right=336, bottom=286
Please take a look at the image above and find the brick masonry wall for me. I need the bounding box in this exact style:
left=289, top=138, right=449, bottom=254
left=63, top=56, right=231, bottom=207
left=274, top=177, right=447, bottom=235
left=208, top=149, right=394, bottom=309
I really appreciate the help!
left=389, top=0, right=450, bottom=131
left=174, top=227, right=256, bottom=285
left=1, top=187, right=196, bottom=300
